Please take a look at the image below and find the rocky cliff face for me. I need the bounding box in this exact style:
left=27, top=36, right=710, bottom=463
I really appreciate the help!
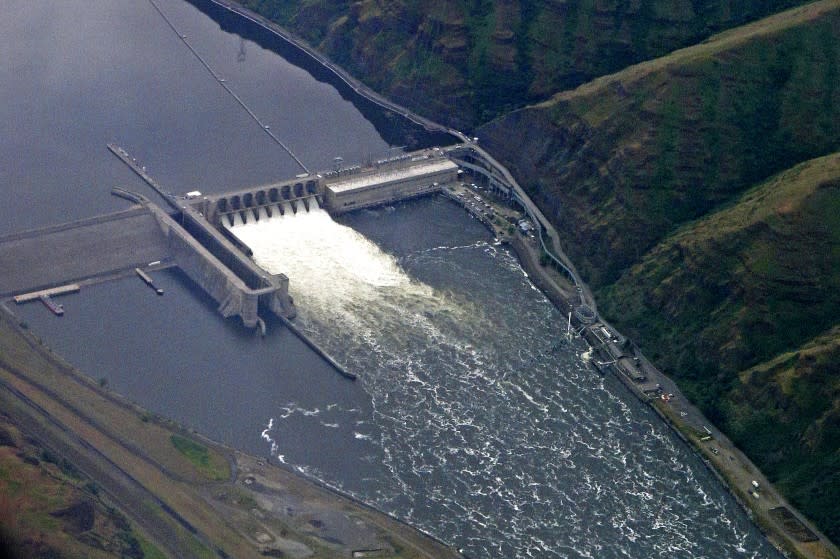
left=239, top=0, right=812, bottom=128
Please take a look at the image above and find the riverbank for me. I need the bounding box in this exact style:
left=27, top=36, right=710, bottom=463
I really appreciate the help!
left=199, top=0, right=454, bottom=137
left=0, top=302, right=464, bottom=559
left=451, top=184, right=839, bottom=559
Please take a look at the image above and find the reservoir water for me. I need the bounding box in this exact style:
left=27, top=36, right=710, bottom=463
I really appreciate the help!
left=5, top=1, right=783, bottom=557
left=0, top=0, right=411, bottom=234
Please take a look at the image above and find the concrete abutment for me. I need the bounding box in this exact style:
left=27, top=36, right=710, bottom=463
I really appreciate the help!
left=145, top=203, right=295, bottom=328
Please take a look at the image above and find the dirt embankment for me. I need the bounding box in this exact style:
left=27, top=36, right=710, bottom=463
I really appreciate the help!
left=0, top=304, right=463, bottom=559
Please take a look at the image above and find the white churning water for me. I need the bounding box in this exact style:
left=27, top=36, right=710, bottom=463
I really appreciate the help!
left=228, top=200, right=430, bottom=309
left=227, top=200, right=781, bottom=559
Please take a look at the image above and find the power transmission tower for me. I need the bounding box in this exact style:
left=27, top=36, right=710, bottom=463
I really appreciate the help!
left=237, top=37, right=246, bottom=62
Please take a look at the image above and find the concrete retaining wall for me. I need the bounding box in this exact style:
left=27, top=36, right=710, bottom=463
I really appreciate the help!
left=150, top=206, right=260, bottom=326
left=148, top=205, right=293, bottom=328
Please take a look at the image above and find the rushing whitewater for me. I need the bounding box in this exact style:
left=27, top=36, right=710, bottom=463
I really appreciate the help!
left=229, top=198, right=781, bottom=559
left=230, top=201, right=480, bottom=359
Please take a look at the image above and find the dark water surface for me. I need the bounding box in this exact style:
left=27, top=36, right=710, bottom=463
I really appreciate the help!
left=1, top=0, right=396, bottom=234
left=6, top=1, right=782, bottom=558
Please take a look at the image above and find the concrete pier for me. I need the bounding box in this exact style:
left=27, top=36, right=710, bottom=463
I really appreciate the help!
left=0, top=199, right=294, bottom=330
left=277, top=316, right=357, bottom=381
left=136, top=268, right=165, bottom=295
left=197, top=175, right=320, bottom=229
left=107, top=143, right=180, bottom=211
left=13, top=284, right=81, bottom=304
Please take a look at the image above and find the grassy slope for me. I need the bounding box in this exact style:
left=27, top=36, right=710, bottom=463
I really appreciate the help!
left=600, top=153, right=840, bottom=385
left=480, top=0, right=840, bottom=287
left=723, top=326, right=840, bottom=543
left=0, top=417, right=154, bottom=559
left=238, top=0, right=813, bottom=128
left=599, top=155, right=840, bottom=530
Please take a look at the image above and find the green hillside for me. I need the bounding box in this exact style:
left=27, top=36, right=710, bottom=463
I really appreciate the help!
left=723, top=325, right=840, bottom=541
left=237, top=0, right=813, bottom=127
left=600, top=155, right=840, bottom=531
left=479, top=1, right=840, bottom=287
left=600, top=153, right=840, bottom=388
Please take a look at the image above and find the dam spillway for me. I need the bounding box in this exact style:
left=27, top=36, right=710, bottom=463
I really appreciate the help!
left=226, top=198, right=417, bottom=305
left=173, top=147, right=460, bottom=329
left=164, top=147, right=460, bottom=328
left=206, top=148, right=459, bottom=334
left=191, top=149, right=460, bottom=229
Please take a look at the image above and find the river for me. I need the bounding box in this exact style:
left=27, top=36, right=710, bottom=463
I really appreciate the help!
left=5, top=1, right=782, bottom=557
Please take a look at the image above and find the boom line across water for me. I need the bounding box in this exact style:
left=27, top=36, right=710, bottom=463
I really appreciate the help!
left=146, top=0, right=309, bottom=174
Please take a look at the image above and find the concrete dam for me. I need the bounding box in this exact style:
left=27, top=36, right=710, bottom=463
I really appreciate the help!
left=2, top=146, right=460, bottom=336
left=193, top=148, right=459, bottom=228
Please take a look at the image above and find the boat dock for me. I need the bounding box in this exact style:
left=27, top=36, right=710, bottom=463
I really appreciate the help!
left=135, top=268, right=165, bottom=295
left=13, top=284, right=80, bottom=304
left=13, top=284, right=79, bottom=317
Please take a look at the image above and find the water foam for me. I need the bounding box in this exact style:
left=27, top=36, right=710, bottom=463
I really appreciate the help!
left=231, top=205, right=415, bottom=294
left=228, top=204, right=781, bottom=559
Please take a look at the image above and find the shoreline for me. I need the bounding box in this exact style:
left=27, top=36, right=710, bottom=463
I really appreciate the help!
left=0, top=301, right=465, bottom=558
